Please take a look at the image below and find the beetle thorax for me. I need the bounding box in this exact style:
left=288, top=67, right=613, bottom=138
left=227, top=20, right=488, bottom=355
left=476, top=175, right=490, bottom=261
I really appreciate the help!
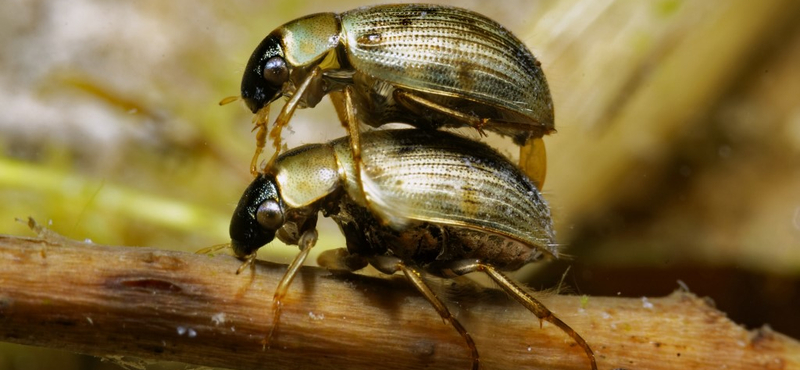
left=279, top=13, right=343, bottom=68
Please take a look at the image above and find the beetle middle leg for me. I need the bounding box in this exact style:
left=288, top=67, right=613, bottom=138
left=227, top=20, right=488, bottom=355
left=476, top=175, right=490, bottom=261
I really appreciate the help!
left=436, top=260, right=597, bottom=370
left=263, top=228, right=319, bottom=348
left=317, top=250, right=479, bottom=368
left=330, top=85, right=369, bottom=201
left=369, top=255, right=480, bottom=370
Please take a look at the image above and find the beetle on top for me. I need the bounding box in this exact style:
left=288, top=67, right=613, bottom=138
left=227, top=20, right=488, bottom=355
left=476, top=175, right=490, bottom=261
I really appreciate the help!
left=239, top=4, right=553, bottom=190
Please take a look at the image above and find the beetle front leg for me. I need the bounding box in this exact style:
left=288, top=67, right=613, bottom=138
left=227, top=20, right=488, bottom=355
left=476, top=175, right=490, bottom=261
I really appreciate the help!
left=255, top=67, right=324, bottom=175
left=369, top=256, right=480, bottom=370
left=264, top=228, right=319, bottom=348
left=235, top=251, right=258, bottom=275
left=249, top=105, right=270, bottom=177
left=435, top=260, right=597, bottom=370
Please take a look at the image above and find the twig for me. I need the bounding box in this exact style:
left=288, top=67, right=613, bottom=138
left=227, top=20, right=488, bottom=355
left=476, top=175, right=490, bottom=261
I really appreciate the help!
left=0, top=234, right=798, bottom=370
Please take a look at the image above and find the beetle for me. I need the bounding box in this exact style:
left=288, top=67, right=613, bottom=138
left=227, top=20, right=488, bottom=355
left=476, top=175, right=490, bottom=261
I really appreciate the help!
left=239, top=3, right=552, bottom=190
left=229, top=129, right=596, bottom=370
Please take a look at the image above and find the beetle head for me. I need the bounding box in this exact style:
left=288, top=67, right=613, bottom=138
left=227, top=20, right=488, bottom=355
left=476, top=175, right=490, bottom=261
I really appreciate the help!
left=230, top=174, right=286, bottom=257
left=241, top=32, right=288, bottom=114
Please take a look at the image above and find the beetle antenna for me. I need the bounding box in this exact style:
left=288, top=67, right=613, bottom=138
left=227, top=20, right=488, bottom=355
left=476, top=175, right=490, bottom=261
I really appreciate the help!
left=219, top=95, right=240, bottom=106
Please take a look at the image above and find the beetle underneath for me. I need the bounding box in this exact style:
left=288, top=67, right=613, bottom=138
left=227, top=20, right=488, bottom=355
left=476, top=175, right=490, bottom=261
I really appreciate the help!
left=227, top=129, right=596, bottom=370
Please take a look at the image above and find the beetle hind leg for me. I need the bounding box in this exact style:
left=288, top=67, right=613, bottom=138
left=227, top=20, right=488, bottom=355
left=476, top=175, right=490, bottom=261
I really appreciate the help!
left=394, top=90, right=486, bottom=134
left=393, top=90, right=548, bottom=187
left=519, top=137, right=547, bottom=188
left=437, top=260, right=597, bottom=370
left=369, top=255, right=480, bottom=370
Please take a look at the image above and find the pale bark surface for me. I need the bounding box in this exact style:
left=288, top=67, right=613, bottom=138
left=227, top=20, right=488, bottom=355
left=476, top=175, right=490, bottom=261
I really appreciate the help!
left=1, top=234, right=798, bottom=370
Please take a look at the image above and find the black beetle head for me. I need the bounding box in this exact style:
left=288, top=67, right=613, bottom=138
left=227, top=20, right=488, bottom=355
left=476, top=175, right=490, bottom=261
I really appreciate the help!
left=230, top=174, right=285, bottom=257
left=241, top=32, right=288, bottom=114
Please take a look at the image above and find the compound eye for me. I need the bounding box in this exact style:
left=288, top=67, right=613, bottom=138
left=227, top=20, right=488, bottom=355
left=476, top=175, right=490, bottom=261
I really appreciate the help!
left=263, top=56, right=288, bottom=87
left=256, top=199, right=284, bottom=230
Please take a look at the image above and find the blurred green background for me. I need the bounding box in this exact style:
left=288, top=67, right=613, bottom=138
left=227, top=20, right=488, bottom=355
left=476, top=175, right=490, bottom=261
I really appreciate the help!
left=1, top=0, right=799, bottom=369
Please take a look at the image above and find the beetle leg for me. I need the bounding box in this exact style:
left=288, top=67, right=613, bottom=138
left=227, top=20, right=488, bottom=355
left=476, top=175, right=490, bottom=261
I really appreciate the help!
left=328, top=91, right=350, bottom=130
left=394, top=90, right=548, bottom=187
left=519, top=137, right=548, bottom=188
left=394, top=90, right=487, bottom=137
left=257, top=67, right=324, bottom=175
left=263, top=228, right=319, bottom=348
left=249, top=105, right=271, bottom=177
left=369, top=256, right=480, bottom=370
left=230, top=251, right=258, bottom=298
left=437, top=260, right=597, bottom=370
left=235, top=251, right=259, bottom=275
left=344, top=86, right=369, bottom=204
left=331, top=86, right=374, bottom=211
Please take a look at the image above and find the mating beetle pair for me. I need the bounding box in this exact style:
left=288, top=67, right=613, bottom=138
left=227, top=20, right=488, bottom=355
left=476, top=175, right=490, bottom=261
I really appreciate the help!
left=227, top=3, right=596, bottom=370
